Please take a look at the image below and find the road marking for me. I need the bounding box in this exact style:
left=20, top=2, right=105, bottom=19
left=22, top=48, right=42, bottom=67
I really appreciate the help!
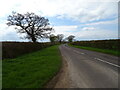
left=81, top=53, right=85, bottom=55
left=94, top=58, right=120, bottom=68
left=73, top=50, right=85, bottom=55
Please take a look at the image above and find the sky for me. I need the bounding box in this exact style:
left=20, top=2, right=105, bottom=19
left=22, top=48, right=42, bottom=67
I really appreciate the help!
left=0, top=0, right=119, bottom=42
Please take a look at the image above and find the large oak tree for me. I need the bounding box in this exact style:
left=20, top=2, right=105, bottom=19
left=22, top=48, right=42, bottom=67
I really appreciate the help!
left=7, top=12, right=53, bottom=42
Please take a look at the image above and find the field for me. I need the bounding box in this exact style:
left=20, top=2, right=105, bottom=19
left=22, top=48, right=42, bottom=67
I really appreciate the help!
left=2, top=45, right=61, bottom=88
left=70, top=39, right=120, bottom=56
left=2, top=42, right=53, bottom=59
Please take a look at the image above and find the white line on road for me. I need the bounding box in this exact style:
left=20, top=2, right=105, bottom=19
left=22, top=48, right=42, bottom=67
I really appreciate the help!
left=73, top=50, right=85, bottom=55
left=81, top=53, right=85, bottom=55
left=94, top=58, right=120, bottom=68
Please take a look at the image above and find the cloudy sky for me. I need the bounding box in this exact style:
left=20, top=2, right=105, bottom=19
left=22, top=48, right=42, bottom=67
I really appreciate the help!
left=0, top=0, right=119, bottom=42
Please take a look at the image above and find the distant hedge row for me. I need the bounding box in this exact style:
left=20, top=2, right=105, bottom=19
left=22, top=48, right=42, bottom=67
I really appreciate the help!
left=71, top=39, right=120, bottom=51
left=2, top=42, right=53, bottom=59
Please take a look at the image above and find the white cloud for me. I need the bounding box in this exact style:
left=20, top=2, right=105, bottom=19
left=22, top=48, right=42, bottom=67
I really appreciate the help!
left=52, top=25, right=118, bottom=40
left=85, top=19, right=118, bottom=26
left=0, top=23, right=27, bottom=41
left=53, top=25, right=78, bottom=36
left=82, top=27, right=95, bottom=31
left=0, top=24, right=118, bottom=41
left=75, top=28, right=118, bottom=40
left=0, top=0, right=118, bottom=41
left=0, top=0, right=118, bottom=22
left=0, top=24, right=20, bottom=41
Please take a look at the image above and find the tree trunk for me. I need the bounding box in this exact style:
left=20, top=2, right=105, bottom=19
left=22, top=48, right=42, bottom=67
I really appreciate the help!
left=31, top=36, right=37, bottom=43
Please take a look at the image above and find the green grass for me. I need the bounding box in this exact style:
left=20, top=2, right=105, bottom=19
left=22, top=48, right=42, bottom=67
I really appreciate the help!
left=3, top=45, right=61, bottom=88
left=69, top=44, right=120, bottom=56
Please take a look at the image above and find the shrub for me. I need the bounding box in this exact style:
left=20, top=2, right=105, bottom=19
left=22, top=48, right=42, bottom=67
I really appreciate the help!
left=2, top=42, right=53, bottom=59
left=71, top=39, right=120, bottom=51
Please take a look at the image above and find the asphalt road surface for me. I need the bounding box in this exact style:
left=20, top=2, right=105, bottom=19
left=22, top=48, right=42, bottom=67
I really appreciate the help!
left=59, top=44, right=119, bottom=88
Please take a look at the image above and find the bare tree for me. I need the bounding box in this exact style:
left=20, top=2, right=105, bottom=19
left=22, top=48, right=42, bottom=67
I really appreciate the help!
left=57, top=34, right=64, bottom=43
left=7, top=12, right=53, bottom=42
left=67, top=35, right=75, bottom=42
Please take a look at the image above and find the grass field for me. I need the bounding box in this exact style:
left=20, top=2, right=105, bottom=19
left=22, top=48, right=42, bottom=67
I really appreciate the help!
left=3, top=45, right=61, bottom=88
left=69, top=44, right=120, bottom=56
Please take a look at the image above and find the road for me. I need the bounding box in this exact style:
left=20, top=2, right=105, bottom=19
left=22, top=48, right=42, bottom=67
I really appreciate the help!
left=58, top=44, right=119, bottom=88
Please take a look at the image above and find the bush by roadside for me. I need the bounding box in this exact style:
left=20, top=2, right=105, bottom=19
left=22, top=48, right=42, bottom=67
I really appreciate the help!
left=2, top=42, right=53, bottom=59
left=71, top=39, right=119, bottom=51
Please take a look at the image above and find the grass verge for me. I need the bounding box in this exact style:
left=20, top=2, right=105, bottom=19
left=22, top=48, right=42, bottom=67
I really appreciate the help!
left=69, top=44, right=120, bottom=56
left=3, top=45, right=61, bottom=88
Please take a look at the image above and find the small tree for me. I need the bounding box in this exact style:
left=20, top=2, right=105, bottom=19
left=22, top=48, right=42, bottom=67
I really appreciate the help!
left=56, top=34, right=64, bottom=43
left=7, top=12, right=53, bottom=42
left=67, top=35, right=75, bottom=42
left=49, top=34, right=57, bottom=44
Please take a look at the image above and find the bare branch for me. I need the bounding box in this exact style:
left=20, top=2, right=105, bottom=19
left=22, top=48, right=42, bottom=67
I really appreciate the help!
left=7, top=12, right=53, bottom=42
